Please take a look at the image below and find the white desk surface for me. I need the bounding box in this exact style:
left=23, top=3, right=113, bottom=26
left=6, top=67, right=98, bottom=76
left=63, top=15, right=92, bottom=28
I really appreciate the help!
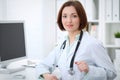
left=0, top=59, right=42, bottom=80
left=0, top=67, right=41, bottom=80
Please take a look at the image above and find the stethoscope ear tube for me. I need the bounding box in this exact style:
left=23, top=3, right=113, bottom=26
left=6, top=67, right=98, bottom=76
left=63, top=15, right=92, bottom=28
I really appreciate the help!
left=60, top=40, right=66, bottom=50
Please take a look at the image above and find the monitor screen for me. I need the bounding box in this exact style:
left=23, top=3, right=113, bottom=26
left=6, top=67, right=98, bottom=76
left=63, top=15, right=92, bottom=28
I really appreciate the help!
left=0, top=21, right=26, bottom=68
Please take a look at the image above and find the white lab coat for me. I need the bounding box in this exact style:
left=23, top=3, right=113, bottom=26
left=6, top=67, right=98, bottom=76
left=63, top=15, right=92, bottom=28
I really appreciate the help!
left=36, top=31, right=116, bottom=80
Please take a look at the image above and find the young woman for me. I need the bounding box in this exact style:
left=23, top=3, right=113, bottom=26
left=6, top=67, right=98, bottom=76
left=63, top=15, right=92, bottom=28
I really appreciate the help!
left=36, top=1, right=116, bottom=80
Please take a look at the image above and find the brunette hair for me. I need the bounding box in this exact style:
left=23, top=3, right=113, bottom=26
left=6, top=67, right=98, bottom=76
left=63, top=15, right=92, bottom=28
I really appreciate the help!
left=57, top=0, right=88, bottom=31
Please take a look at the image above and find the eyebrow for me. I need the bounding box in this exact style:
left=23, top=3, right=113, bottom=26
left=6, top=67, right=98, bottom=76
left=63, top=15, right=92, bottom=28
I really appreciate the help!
left=62, top=12, right=77, bottom=15
left=71, top=13, right=77, bottom=15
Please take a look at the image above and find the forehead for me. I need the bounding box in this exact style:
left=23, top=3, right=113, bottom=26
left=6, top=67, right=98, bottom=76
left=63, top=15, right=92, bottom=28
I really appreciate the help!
left=62, top=6, right=77, bottom=14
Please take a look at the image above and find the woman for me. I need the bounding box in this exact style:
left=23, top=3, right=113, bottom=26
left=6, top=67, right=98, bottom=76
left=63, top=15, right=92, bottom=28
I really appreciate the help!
left=36, top=1, right=116, bottom=80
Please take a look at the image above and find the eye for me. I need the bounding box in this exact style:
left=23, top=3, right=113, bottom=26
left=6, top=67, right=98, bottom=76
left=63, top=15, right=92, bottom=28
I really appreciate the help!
left=72, top=15, right=78, bottom=18
left=62, top=15, right=67, bottom=18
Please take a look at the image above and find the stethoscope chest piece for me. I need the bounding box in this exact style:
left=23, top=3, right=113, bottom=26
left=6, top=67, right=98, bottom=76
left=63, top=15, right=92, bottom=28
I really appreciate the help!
left=68, top=68, right=75, bottom=75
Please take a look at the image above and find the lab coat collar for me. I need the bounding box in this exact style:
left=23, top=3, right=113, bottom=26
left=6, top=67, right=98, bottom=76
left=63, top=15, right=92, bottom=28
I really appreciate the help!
left=63, top=33, right=81, bottom=61
left=65, top=34, right=80, bottom=41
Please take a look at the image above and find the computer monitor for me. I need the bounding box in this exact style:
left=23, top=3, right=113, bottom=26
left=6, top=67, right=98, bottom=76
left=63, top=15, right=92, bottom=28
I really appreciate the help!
left=0, top=21, right=26, bottom=68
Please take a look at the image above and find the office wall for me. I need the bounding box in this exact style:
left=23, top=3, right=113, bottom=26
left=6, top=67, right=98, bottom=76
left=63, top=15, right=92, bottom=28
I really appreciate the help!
left=2, top=0, right=56, bottom=60
left=0, top=0, right=2, bottom=19
left=0, top=0, right=6, bottom=20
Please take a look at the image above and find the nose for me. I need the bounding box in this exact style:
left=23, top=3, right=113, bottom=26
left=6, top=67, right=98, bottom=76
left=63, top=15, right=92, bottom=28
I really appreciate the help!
left=67, top=17, right=72, bottom=23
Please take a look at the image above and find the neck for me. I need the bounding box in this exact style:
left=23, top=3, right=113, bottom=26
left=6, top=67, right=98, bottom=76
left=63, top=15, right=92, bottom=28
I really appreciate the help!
left=68, top=30, right=81, bottom=44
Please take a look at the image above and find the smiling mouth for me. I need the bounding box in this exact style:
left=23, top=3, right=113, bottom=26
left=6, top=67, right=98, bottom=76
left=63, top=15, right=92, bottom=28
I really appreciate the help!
left=67, top=24, right=73, bottom=28
left=67, top=24, right=73, bottom=27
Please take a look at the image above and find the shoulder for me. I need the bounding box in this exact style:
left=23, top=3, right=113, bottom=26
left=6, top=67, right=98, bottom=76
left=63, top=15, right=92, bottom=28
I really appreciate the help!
left=82, top=32, right=107, bottom=58
left=82, top=31, right=104, bottom=48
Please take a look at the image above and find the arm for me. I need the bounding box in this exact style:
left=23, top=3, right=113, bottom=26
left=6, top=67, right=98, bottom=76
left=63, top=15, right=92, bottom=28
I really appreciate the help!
left=36, top=46, right=60, bottom=79
left=86, top=41, right=116, bottom=80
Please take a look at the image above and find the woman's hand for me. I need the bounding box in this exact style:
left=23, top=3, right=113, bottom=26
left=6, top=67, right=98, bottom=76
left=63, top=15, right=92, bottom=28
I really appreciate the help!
left=75, top=61, right=89, bottom=73
left=43, top=73, right=58, bottom=80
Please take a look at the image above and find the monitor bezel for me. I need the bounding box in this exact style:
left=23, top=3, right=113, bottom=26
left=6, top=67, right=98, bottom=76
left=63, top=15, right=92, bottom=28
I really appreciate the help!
left=0, top=20, right=27, bottom=68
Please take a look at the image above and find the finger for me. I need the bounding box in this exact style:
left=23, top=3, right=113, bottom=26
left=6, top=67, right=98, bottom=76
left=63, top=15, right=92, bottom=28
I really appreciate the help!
left=52, top=76, right=58, bottom=80
left=79, top=65, right=89, bottom=73
left=75, top=60, right=86, bottom=64
left=75, top=61, right=79, bottom=65
left=75, top=61, right=89, bottom=72
left=75, top=61, right=82, bottom=65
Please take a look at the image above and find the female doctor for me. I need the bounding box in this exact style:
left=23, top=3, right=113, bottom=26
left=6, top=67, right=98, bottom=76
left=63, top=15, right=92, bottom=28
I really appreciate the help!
left=36, top=1, right=116, bottom=80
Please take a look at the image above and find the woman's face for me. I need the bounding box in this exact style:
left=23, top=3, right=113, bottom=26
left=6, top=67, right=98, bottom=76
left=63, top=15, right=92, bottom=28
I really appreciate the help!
left=62, top=6, right=80, bottom=33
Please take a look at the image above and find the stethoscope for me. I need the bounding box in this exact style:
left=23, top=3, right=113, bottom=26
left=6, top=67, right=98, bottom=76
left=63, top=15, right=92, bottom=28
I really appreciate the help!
left=60, top=30, right=83, bottom=75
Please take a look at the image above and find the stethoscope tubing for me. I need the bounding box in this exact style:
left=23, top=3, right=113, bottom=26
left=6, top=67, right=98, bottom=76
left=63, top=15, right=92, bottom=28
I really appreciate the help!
left=60, top=30, right=83, bottom=75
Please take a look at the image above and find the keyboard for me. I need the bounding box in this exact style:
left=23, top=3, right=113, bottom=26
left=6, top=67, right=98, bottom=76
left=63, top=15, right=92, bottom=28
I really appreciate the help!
left=0, top=67, right=25, bottom=74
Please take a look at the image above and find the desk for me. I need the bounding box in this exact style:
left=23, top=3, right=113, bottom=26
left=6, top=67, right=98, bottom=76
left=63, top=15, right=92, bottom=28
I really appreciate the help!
left=0, top=59, right=42, bottom=80
left=0, top=67, right=41, bottom=80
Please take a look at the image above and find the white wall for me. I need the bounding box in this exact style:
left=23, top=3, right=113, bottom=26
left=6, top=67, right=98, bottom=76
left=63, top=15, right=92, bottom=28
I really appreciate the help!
left=1, top=0, right=56, bottom=60
left=0, top=0, right=3, bottom=19
left=0, top=0, right=6, bottom=20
